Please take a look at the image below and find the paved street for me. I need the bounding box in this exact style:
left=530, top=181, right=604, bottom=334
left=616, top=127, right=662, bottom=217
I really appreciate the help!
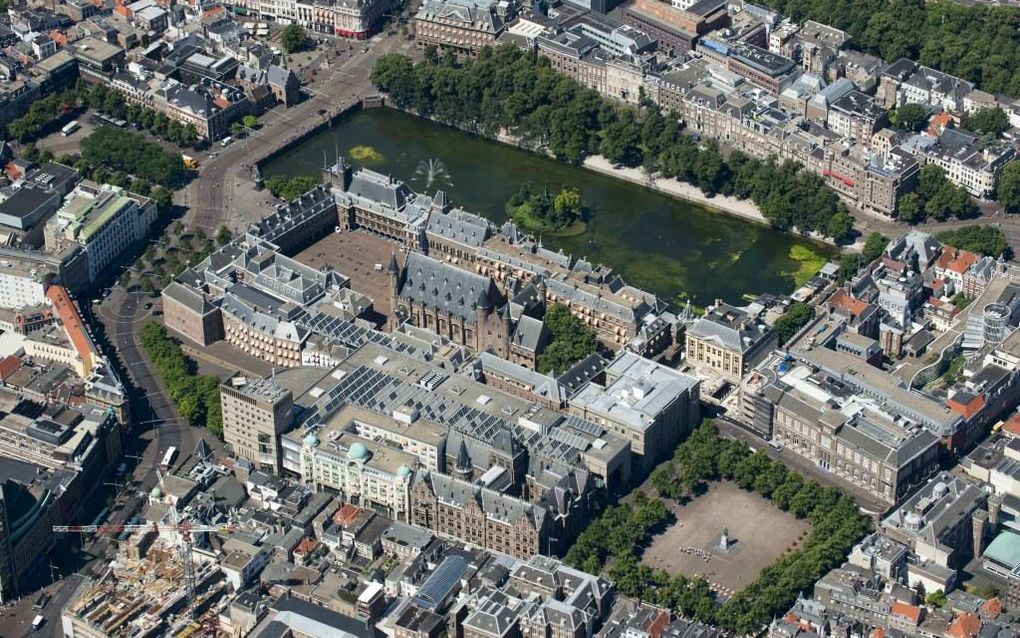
left=711, top=413, right=891, bottom=516
left=181, top=33, right=415, bottom=235
left=850, top=199, right=1020, bottom=255
left=92, top=288, right=213, bottom=491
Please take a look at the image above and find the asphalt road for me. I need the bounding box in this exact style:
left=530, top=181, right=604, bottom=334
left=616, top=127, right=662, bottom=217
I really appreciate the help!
left=711, top=413, right=891, bottom=516
left=182, top=34, right=411, bottom=234
left=97, top=288, right=196, bottom=491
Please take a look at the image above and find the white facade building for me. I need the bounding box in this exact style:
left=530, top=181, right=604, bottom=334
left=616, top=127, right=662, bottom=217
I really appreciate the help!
left=299, top=434, right=413, bottom=519
left=0, top=261, right=49, bottom=310
left=44, top=182, right=157, bottom=283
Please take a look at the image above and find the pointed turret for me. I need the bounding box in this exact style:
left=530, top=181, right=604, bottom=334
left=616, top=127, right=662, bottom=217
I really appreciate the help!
left=476, top=288, right=491, bottom=311
left=389, top=252, right=399, bottom=274
left=455, top=440, right=472, bottom=477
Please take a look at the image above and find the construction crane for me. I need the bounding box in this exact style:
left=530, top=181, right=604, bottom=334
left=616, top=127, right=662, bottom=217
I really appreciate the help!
left=53, top=471, right=234, bottom=621
left=51, top=521, right=236, bottom=535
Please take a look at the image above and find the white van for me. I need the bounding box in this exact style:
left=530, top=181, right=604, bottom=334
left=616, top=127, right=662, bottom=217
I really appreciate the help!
left=32, top=615, right=45, bottom=631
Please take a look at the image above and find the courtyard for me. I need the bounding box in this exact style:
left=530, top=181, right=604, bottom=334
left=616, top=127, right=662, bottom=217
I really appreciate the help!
left=294, top=229, right=399, bottom=326
left=642, top=481, right=811, bottom=593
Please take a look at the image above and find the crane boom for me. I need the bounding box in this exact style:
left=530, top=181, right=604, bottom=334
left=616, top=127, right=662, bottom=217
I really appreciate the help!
left=52, top=523, right=235, bottom=534
left=53, top=471, right=227, bottom=622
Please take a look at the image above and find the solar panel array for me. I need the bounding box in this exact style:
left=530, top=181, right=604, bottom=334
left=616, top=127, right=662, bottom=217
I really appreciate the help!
left=290, top=311, right=617, bottom=479
left=413, top=555, right=469, bottom=610
left=299, top=311, right=430, bottom=361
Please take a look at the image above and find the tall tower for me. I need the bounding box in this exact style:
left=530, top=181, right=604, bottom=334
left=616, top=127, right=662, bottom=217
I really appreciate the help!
left=475, top=287, right=492, bottom=350
left=389, top=253, right=401, bottom=322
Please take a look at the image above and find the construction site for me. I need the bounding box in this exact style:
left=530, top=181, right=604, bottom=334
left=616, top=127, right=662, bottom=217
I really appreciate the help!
left=62, top=539, right=228, bottom=638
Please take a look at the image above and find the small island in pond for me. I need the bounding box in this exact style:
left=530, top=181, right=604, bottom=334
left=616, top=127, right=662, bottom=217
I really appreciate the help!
left=505, top=182, right=585, bottom=234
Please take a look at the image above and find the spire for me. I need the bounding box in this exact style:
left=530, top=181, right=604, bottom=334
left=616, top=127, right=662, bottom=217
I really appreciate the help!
left=456, top=440, right=471, bottom=473
left=476, top=288, right=491, bottom=310
left=194, top=437, right=212, bottom=461
left=389, top=252, right=399, bottom=274
left=501, top=304, right=510, bottom=320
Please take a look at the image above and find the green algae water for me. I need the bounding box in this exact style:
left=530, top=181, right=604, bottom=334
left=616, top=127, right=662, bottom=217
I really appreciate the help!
left=262, top=108, right=833, bottom=306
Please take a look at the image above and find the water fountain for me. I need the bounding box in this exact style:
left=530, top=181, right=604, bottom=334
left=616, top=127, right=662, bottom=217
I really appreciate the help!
left=413, top=158, right=453, bottom=190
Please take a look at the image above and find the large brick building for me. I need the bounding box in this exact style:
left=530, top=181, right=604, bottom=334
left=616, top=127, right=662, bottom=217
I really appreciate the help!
left=390, top=251, right=511, bottom=357
left=409, top=470, right=550, bottom=559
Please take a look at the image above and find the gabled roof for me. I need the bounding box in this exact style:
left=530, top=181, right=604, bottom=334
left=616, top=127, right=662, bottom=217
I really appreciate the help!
left=398, top=252, right=498, bottom=322
left=946, top=612, right=982, bottom=638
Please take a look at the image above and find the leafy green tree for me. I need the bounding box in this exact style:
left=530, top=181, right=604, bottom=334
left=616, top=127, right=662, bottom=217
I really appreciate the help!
left=919, top=164, right=948, bottom=201
left=998, top=160, right=1020, bottom=214
left=506, top=182, right=580, bottom=232
left=773, top=302, right=816, bottom=345
left=890, top=103, right=929, bottom=132
left=216, top=225, right=233, bottom=246
left=265, top=174, right=319, bottom=201
left=926, top=590, right=948, bottom=608
left=537, top=303, right=598, bottom=374
left=139, top=323, right=223, bottom=437
left=553, top=187, right=582, bottom=220
left=599, top=111, right=643, bottom=167
left=280, top=24, right=308, bottom=53
left=937, top=225, right=1011, bottom=257
left=826, top=209, right=853, bottom=240
left=79, top=127, right=186, bottom=186
left=862, top=232, right=888, bottom=262
left=963, top=107, right=1009, bottom=136
left=897, top=192, right=925, bottom=223
left=242, top=115, right=259, bottom=129
left=951, top=293, right=972, bottom=310
left=927, top=182, right=960, bottom=221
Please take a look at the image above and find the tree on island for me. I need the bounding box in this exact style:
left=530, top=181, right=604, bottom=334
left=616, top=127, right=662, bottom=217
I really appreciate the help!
left=506, top=182, right=582, bottom=232
left=537, top=303, right=598, bottom=374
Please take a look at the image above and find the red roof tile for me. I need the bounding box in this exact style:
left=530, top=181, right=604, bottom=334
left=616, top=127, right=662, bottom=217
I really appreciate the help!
left=890, top=601, right=922, bottom=625
left=45, top=285, right=94, bottom=372
left=946, top=612, right=982, bottom=638
left=0, top=355, right=23, bottom=381
left=947, top=393, right=986, bottom=420
left=1003, top=412, right=1020, bottom=438
left=979, top=597, right=1001, bottom=619
left=333, top=503, right=360, bottom=526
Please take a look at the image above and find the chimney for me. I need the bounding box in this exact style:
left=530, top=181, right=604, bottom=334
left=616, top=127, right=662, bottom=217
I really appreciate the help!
left=988, top=493, right=1002, bottom=532
left=972, top=509, right=988, bottom=559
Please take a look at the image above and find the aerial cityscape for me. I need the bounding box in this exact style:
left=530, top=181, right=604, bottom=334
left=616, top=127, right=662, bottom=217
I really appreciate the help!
left=0, top=0, right=1019, bottom=636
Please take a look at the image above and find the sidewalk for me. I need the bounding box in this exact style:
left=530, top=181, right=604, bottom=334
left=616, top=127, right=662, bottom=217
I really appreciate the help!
left=583, top=155, right=861, bottom=251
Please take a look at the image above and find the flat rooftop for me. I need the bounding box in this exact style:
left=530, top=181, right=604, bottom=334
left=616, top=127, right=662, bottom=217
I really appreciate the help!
left=570, top=351, right=698, bottom=431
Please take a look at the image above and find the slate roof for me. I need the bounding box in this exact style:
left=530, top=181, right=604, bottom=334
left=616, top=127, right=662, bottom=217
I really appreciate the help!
left=687, top=303, right=770, bottom=353
left=398, top=251, right=499, bottom=322
left=163, top=281, right=217, bottom=315
left=426, top=207, right=491, bottom=248
left=511, top=315, right=547, bottom=353
left=477, top=352, right=564, bottom=404
left=543, top=277, right=649, bottom=324
left=417, top=0, right=507, bottom=33
left=416, top=470, right=547, bottom=529
left=348, top=167, right=414, bottom=211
